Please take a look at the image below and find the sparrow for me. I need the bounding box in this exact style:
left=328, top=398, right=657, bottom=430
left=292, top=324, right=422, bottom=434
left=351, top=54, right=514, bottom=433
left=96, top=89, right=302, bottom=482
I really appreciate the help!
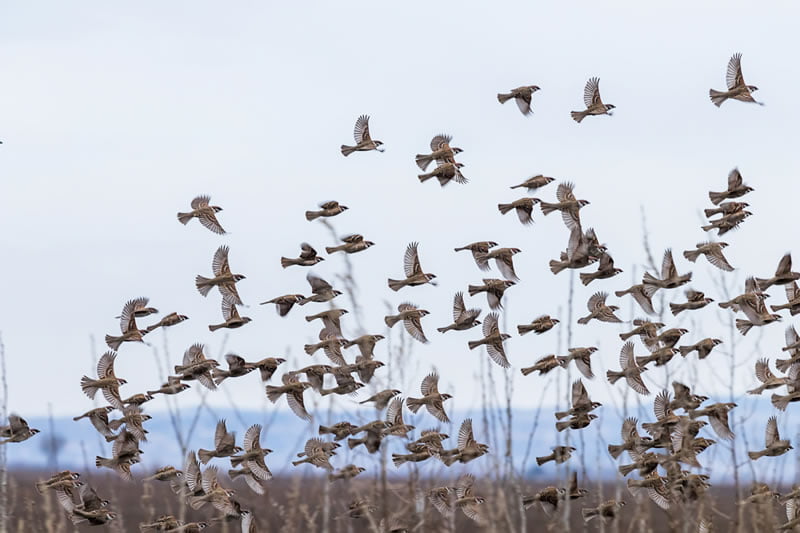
left=80, top=351, right=126, bottom=409
left=517, top=315, right=559, bottom=336
left=555, top=412, right=598, bottom=432
left=497, top=197, right=539, bottom=225
left=701, top=210, right=752, bottom=235
left=747, top=416, right=792, bottom=459
left=736, top=311, right=781, bottom=336
left=147, top=375, right=191, bottom=396
left=615, top=284, right=656, bottom=315
left=468, top=278, right=515, bottom=310
left=383, top=397, right=415, bottom=437
left=440, top=418, right=488, bottom=465
left=778, top=326, right=800, bottom=371
left=683, top=242, right=734, bottom=271
left=343, top=334, right=385, bottom=358
left=708, top=168, right=754, bottom=205
left=571, top=77, right=615, bottom=123
left=96, top=430, right=142, bottom=480
left=305, top=308, right=348, bottom=336
left=174, top=343, right=219, bottom=390
left=709, top=53, right=762, bottom=107
left=771, top=282, right=800, bottom=315
left=105, top=298, right=148, bottom=351
left=306, top=200, right=348, bottom=221
left=579, top=253, right=623, bottom=285
left=522, top=487, right=567, bottom=517
left=304, top=330, right=348, bottom=365
left=539, top=182, right=590, bottom=230
left=747, top=358, right=793, bottom=395
left=535, top=445, right=576, bottom=466
left=581, top=500, right=625, bottom=523
left=607, top=417, right=646, bottom=459
left=290, top=364, right=333, bottom=392
left=548, top=226, right=602, bottom=274
left=556, top=347, right=598, bottom=379
left=497, top=85, right=540, bottom=115
left=195, top=245, right=246, bottom=305
left=554, top=380, right=601, bottom=420
left=643, top=327, right=689, bottom=351
left=0, top=414, right=39, bottom=444
left=198, top=420, right=243, bottom=464
left=319, top=421, right=358, bottom=441
left=577, top=291, right=622, bottom=325
left=689, top=402, right=736, bottom=440
left=161, top=522, right=208, bottom=532
left=107, top=405, right=151, bottom=441
left=260, top=294, right=305, bottom=317
left=144, top=312, right=189, bottom=333
left=756, top=253, right=800, bottom=291
left=453, top=474, right=486, bottom=524
left=391, top=448, right=433, bottom=467
left=510, top=174, right=555, bottom=192
left=73, top=406, right=115, bottom=437
left=280, top=243, right=324, bottom=268
left=407, top=372, right=453, bottom=423
left=266, top=374, right=312, bottom=420
left=468, top=312, right=511, bottom=368
left=418, top=161, right=468, bottom=186
left=437, top=292, right=481, bottom=333
left=607, top=342, right=650, bottom=395
left=325, top=234, right=374, bottom=254
left=177, top=195, right=225, bottom=234
left=619, top=319, right=664, bottom=341
left=299, top=273, right=342, bottom=305
left=478, top=247, right=522, bottom=281
left=337, top=499, right=377, bottom=520
left=520, top=354, right=560, bottom=376
left=704, top=201, right=748, bottom=218
left=642, top=249, right=692, bottom=296
left=341, top=114, right=384, bottom=156
left=384, top=303, right=430, bottom=343
left=228, top=465, right=266, bottom=495
left=212, top=353, right=257, bottom=384
left=388, top=242, right=437, bottom=290
left=415, top=134, right=463, bottom=170
left=229, top=424, right=273, bottom=482
left=320, top=380, right=364, bottom=397
left=719, top=277, right=769, bottom=319
left=407, top=430, right=449, bottom=454
left=187, top=465, right=240, bottom=516
left=328, top=464, right=366, bottom=482
left=34, top=471, right=81, bottom=494
left=347, top=420, right=389, bottom=453
left=678, top=338, right=723, bottom=359
left=670, top=381, right=709, bottom=411
left=359, top=389, right=401, bottom=410
left=208, top=297, right=252, bottom=332
left=292, top=438, right=337, bottom=471
left=454, top=241, right=498, bottom=270
left=58, top=487, right=116, bottom=526
left=142, top=465, right=182, bottom=488
left=670, top=290, right=714, bottom=315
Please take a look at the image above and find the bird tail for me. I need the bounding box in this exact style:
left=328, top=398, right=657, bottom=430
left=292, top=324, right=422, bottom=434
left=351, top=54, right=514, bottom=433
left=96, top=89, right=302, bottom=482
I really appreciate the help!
left=607, top=444, right=625, bottom=459
left=535, top=455, right=551, bottom=466
left=570, top=111, right=587, bottom=124
left=747, top=450, right=764, bottom=460
left=702, top=207, right=720, bottom=218
left=576, top=316, right=591, bottom=325
left=265, top=386, right=283, bottom=403
left=467, top=340, right=481, bottom=350
left=347, top=437, right=363, bottom=450
left=415, top=154, right=433, bottom=171
left=80, top=377, right=99, bottom=399
left=406, top=397, right=424, bottom=413
left=539, top=202, right=558, bottom=215
left=618, top=463, right=637, bottom=476
left=95, top=456, right=114, bottom=469
left=497, top=203, right=514, bottom=215
left=280, top=257, right=297, bottom=268
left=683, top=250, right=700, bottom=262
left=709, top=89, right=727, bottom=108
left=669, top=303, right=684, bottom=316
left=735, top=319, right=753, bottom=336
left=549, top=260, right=567, bottom=275
left=467, top=284, right=483, bottom=296
left=325, top=246, right=342, bottom=254
left=772, top=393, right=791, bottom=412
left=579, top=272, right=595, bottom=286
left=771, top=303, right=790, bottom=312
left=195, top=276, right=213, bottom=296
left=497, top=92, right=513, bottom=104
left=208, top=324, right=223, bottom=332
left=340, top=145, right=357, bottom=156
left=518, top=325, right=536, bottom=336
left=642, top=272, right=659, bottom=287
left=606, top=371, right=623, bottom=385
left=177, top=212, right=193, bottom=225
left=554, top=411, right=569, bottom=420
left=437, top=325, right=453, bottom=333
left=104, top=335, right=123, bottom=351
left=520, top=366, right=536, bottom=376
left=290, top=459, right=305, bottom=467
left=305, top=211, right=320, bottom=221
left=144, top=324, right=160, bottom=334
left=303, top=344, right=318, bottom=356
left=384, top=315, right=401, bottom=328
left=34, top=481, right=49, bottom=494
left=318, top=425, right=333, bottom=436
left=776, top=358, right=793, bottom=373
left=197, top=449, right=215, bottom=464
left=619, top=331, right=634, bottom=341
left=417, top=172, right=434, bottom=182
left=701, top=223, right=716, bottom=232
left=441, top=454, right=460, bottom=467
left=387, top=279, right=406, bottom=292
left=392, top=454, right=408, bottom=467
left=187, top=495, right=206, bottom=510
left=708, top=190, right=726, bottom=205
left=555, top=420, right=571, bottom=432
left=678, top=346, right=694, bottom=358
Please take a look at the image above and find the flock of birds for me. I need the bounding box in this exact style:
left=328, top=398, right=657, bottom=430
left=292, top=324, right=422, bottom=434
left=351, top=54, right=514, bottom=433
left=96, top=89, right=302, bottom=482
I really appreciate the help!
left=3, top=52, right=797, bottom=532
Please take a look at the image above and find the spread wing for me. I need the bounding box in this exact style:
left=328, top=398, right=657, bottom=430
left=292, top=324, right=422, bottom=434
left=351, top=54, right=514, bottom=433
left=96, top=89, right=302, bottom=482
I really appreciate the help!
left=556, top=181, right=576, bottom=203
left=353, top=115, right=371, bottom=144
left=452, top=292, right=466, bottom=322
left=726, top=53, right=745, bottom=90
left=430, top=134, right=451, bottom=151
left=661, top=249, right=677, bottom=280
left=583, top=77, right=602, bottom=108
left=243, top=424, right=262, bottom=452
left=191, top=195, right=210, bottom=209
left=727, top=168, right=743, bottom=190
left=458, top=418, right=475, bottom=451
left=212, top=245, right=231, bottom=276
left=97, top=351, right=117, bottom=379
left=765, top=416, right=779, bottom=447
left=404, top=242, right=422, bottom=277
left=420, top=372, right=440, bottom=396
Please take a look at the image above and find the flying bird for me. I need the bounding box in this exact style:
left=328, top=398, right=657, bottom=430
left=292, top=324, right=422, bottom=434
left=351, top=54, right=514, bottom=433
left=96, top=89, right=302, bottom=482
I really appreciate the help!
left=177, top=195, right=226, bottom=234
left=195, top=245, right=246, bottom=305
left=305, top=200, right=348, bottom=221
left=497, top=85, right=541, bottom=116
left=571, top=77, right=615, bottom=123
left=341, top=115, right=384, bottom=156
left=388, top=242, right=437, bottom=290
left=709, top=53, right=762, bottom=107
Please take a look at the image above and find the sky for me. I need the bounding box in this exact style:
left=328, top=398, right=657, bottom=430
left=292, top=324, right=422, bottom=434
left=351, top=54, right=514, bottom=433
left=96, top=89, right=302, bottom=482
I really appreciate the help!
left=2, top=2, right=800, bottom=423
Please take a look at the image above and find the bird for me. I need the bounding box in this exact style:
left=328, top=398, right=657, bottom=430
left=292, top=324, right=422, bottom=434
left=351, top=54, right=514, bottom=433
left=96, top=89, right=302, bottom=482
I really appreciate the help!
left=177, top=195, right=226, bottom=234
left=384, top=303, right=430, bottom=343
left=73, top=406, right=115, bottom=437
left=607, top=417, right=646, bottom=459
left=756, top=253, right=800, bottom=291
left=383, top=397, right=415, bottom=437
left=195, top=245, right=246, bottom=305
left=539, top=182, right=590, bottom=230
left=198, top=420, right=243, bottom=464
left=517, top=315, right=559, bottom=336
left=80, top=351, right=126, bottom=409
left=642, top=249, right=692, bottom=296
left=299, top=273, right=342, bottom=305
left=208, top=297, right=252, bottom=332
left=453, top=474, right=486, bottom=524
left=571, top=77, right=615, bottom=123
left=619, top=318, right=664, bottom=342
left=582, top=500, right=625, bottom=523
left=280, top=243, right=324, bottom=268
left=318, top=422, right=358, bottom=441
left=35, top=471, right=81, bottom=494
left=406, top=372, right=453, bottom=423
left=388, top=242, right=437, bottom=290
left=415, top=134, right=463, bottom=170
left=174, top=343, right=219, bottom=391
left=747, top=417, right=792, bottom=459
left=555, top=412, right=598, bottom=432
left=437, top=292, right=481, bottom=333
left=359, top=389, right=401, bottom=410
left=678, top=338, right=723, bottom=359
left=536, top=446, right=576, bottom=466
left=467, top=278, right=515, bottom=310
left=306, top=200, right=348, bottom=221
left=454, top=241, right=498, bottom=270
left=187, top=465, right=240, bottom=516
left=147, top=375, right=191, bottom=396
left=144, top=312, right=189, bottom=333
left=497, top=197, right=539, bottom=225
left=304, top=330, right=348, bottom=365
left=440, top=418, right=488, bottom=465
left=607, top=342, right=650, bottom=395
left=510, top=175, right=555, bottom=192
left=709, top=53, right=762, bottom=107
left=329, top=464, right=366, bottom=483
left=520, top=355, right=561, bottom=376
left=577, top=291, right=622, bottom=325
left=708, top=168, right=754, bottom=205
left=212, top=353, right=257, bottom=385
left=556, top=347, right=598, bottom=379
left=228, top=465, right=267, bottom=495
left=325, top=234, right=374, bottom=254
left=478, top=247, right=522, bottom=281
left=229, top=424, right=273, bottom=482
left=260, top=294, right=305, bottom=317
left=0, top=414, right=40, bottom=444
left=342, top=334, right=385, bottom=358
left=670, top=290, right=714, bottom=315
left=341, top=115, right=384, bottom=156
left=615, top=284, right=656, bottom=316
left=107, top=405, right=151, bottom=441
left=690, top=402, right=736, bottom=440
left=292, top=438, right=337, bottom=471
left=683, top=242, right=734, bottom=271
left=702, top=210, right=752, bottom=235
left=418, top=162, right=468, bottom=186
left=468, top=312, right=511, bottom=368
left=497, top=85, right=540, bottom=115
left=748, top=358, right=794, bottom=395
left=771, top=282, right=800, bottom=315
left=579, top=253, right=622, bottom=285
left=305, top=308, right=348, bottom=336
left=266, top=374, right=312, bottom=420
left=522, top=486, right=567, bottom=517
left=554, top=380, right=601, bottom=421
left=105, top=298, right=148, bottom=351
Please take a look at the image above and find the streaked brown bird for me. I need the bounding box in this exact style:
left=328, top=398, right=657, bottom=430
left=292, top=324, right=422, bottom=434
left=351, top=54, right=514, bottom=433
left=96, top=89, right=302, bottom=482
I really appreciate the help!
left=747, top=358, right=792, bottom=395
left=281, top=243, right=324, bottom=268
left=702, top=210, right=752, bottom=235
left=292, top=438, right=337, bottom=471
left=690, top=402, right=736, bottom=440
left=304, top=330, right=348, bottom=365
left=266, top=374, right=312, bottom=420
left=260, top=294, right=304, bottom=317
left=208, top=297, right=252, bottom=332
left=708, top=168, right=754, bottom=205
left=556, top=347, right=598, bottom=379
left=580, top=253, right=622, bottom=286
left=642, top=249, right=692, bottom=296
left=195, top=245, right=246, bottom=305
left=105, top=298, right=148, bottom=351
left=407, top=372, right=453, bottom=423
left=73, top=406, right=115, bottom=437
left=520, top=354, right=560, bottom=376
left=670, top=289, right=714, bottom=316
left=147, top=375, right=190, bottom=396
left=388, top=242, right=437, bottom=290
left=670, top=381, right=709, bottom=411
left=0, top=414, right=39, bottom=444
left=343, top=334, right=385, bottom=358
left=478, top=247, right=522, bottom=281
left=517, top=315, right=559, bottom=336
left=571, top=77, right=615, bottom=123
left=704, top=201, right=748, bottom=218
left=415, top=134, right=462, bottom=170
left=453, top=474, right=487, bottom=525
left=643, top=327, right=689, bottom=350
left=468, top=278, right=515, bottom=310
left=212, top=353, right=257, bottom=385
left=440, top=418, right=488, bottom=465
left=187, top=465, right=240, bottom=516
left=536, top=445, right=576, bottom=466
left=555, top=412, right=598, bottom=432
left=228, top=465, right=267, bottom=495
left=555, top=380, right=601, bottom=420
left=582, top=500, right=625, bottom=524
left=341, top=115, right=384, bottom=156
left=144, top=312, right=189, bottom=334
left=615, top=284, right=656, bottom=316
left=385, top=303, right=430, bottom=343
left=306, top=200, right=348, bottom=221
left=607, top=342, right=650, bottom=395
left=325, top=234, right=374, bottom=254
left=383, top=397, right=415, bottom=437
left=619, top=318, right=664, bottom=342
left=772, top=282, right=800, bottom=315
left=497, top=85, right=540, bottom=115
left=174, top=343, right=219, bottom=391
left=359, top=389, right=401, bottom=410
left=319, top=422, right=358, bottom=441
left=510, top=174, right=555, bottom=192
left=678, top=337, right=723, bottom=359
left=437, top=292, right=481, bottom=333
left=748, top=417, right=792, bottom=459
left=468, top=312, right=511, bottom=368
left=198, top=420, right=243, bottom=464
left=418, top=162, right=468, bottom=187
left=305, top=308, right=348, bottom=336
left=80, top=351, right=126, bottom=409
left=177, top=195, right=226, bottom=234
left=709, top=53, right=762, bottom=107
left=539, top=182, right=590, bottom=230
left=454, top=241, right=498, bottom=270
left=498, top=197, right=539, bottom=225
left=329, top=464, right=366, bottom=482
left=230, top=424, right=273, bottom=482
left=756, top=253, right=800, bottom=291
left=683, top=242, right=734, bottom=271
left=577, top=291, right=622, bottom=325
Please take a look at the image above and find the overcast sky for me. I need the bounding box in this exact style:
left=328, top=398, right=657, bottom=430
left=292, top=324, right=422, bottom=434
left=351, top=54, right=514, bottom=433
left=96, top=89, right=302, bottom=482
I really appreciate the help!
left=2, top=2, right=799, bottom=419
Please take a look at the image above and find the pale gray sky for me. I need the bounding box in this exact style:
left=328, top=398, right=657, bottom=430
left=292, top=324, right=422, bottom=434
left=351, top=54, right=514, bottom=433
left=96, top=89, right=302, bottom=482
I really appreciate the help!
left=2, top=2, right=799, bottom=418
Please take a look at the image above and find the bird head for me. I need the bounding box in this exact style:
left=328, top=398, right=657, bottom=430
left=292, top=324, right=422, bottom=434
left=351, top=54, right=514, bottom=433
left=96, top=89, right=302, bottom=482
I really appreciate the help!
left=614, top=268, right=624, bottom=275
left=606, top=104, right=616, bottom=110
left=373, top=335, right=385, bottom=341
left=678, top=329, right=689, bottom=334
left=213, top=206, right=223, bottom=213
left=442, top=393, right=454, bottom=401
left=117, top=378, right=128, bottom=385
left=233, top=274, right=246, bottom=282
left=365, top=241, right=375, bottom=248
left=357, top=467, right=366, bottom=473
left=455, top=162, right=465, bottom=168
left=375, top=141, right=385, bottom=152
left=591, top=402, right=602, bottom=409
left=315, top=257, right=325, bottom=263
left=578, top=200, right=591, bottom=208
left=30, top=428, right=41, bottom=435
left=452, top=147, right=464, bottom=154
left=418, top=310, right=430, bottom=316
left=530, top=85, right=541, bottom=92
left=747, top=85, right=759, bottom=92
left=551, top=318, right=561, bottom=324
left=179, top=384, right=191, bottom=392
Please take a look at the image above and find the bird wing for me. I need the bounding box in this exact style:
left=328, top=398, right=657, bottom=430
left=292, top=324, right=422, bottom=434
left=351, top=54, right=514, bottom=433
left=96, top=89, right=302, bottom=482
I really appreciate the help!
left=212, top=245, right=231, bottom=276
left=620, top=342, right=634, bottom=369
left=221, top=297, right=240, bottom=321
left=191, top=195, right=210, bottom=209
left=385, top=397, right=404, bottom=426
left=777, top=253, right=793, bottom=276
left=342, top=234, right=364, bottom=244
left=456, top=474, right=475, bottom=499
left=587, top=292, right=608, bottom=312
left=755, top=358, right=775, bottom=384
left=452, top=292, right=466, bottom=322
left=403, top=314, right=428, bottom=343
left=661, top=249, right=677, bottom=280
left=299, top=243, right=318, bottom=260
left=243, top=424, right=262, bottom=452
left=198, top=210, right=225, bottom=235
left=584, top=77, right=602, bottom=107
left=765, top=416, right=780, bottom=446
left=571, top=380, right=588, bottom=408
left=421, top=372, right=440, bottom=396
left=214, top=419, right=229, bottom=449
left=458, top=419, right=475, bottom=451
left=307, top=273, right=332, bottom=293
left=404, top=242, right=422, bottom=277
left=486, top=341, right=510, bottom=368
left=225, top=353, right=246, bottom=371
left=353, top=114, right=371, bottom=143
left=430, top=134, right=451, bottom=151
left=495, top=253, right=518, bottom=281
left=482, top=312, right=500, bottom=337
left=621, top=417, right=638, bottom=440
left=319, top=200, right=339, bottom=209
left=287, top=390, right=311, bottom=420
left=726, top=53, right=745, bottom=90
left=97, top=351, right=117, bottom=379
left=653, top=390, right=670, bottom=420
left=556, top=181, right=576, bottom=203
